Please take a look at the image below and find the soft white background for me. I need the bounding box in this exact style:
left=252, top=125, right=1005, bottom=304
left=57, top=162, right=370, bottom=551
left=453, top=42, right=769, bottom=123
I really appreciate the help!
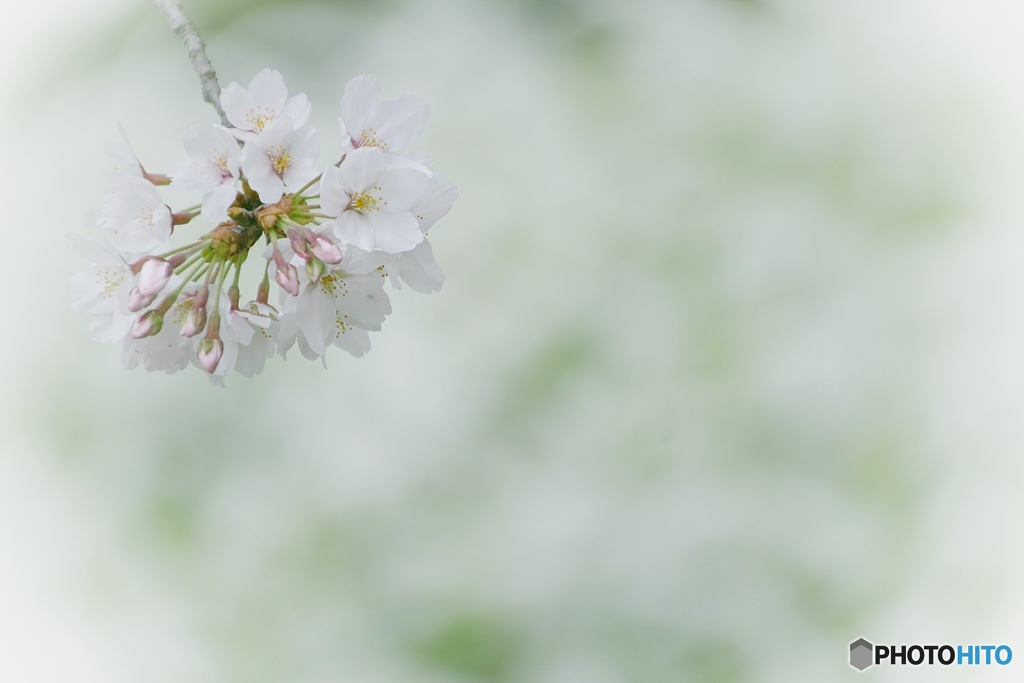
left=3, top=0, right=1024, bottom=681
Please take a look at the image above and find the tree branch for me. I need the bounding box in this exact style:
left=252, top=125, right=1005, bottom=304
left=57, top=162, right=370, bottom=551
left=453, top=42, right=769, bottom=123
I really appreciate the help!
left=151, top=0, right=230, bottom=127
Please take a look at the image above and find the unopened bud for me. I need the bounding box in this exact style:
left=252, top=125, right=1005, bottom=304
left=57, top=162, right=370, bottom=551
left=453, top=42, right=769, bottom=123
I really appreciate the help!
left=180, top=306, right=207, bottom=337
left=128, top=286, right=157, bottom=312
left=305, top=257, right=325, bottom=283
left=137, top=258, right=173, bottom=296
left=197, top=337, right=224, bottom=374
left=275, top=263, right=300, bottom=296
left=131, top=310, right=163, bottom=339
left=256, top=275, right=270, bottom=305
left=143, top=171, right=171, bottom=185
left=287, top=229, right=309, bottom=259
left=310, top=235, right=342, bottom=264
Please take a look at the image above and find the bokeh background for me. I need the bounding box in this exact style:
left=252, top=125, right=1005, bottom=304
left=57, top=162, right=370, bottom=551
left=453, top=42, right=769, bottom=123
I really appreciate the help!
left=3, top=0, right=1024, bottom=680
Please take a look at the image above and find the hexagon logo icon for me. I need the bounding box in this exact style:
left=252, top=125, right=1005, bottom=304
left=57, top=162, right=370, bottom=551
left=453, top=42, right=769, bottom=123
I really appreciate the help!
left=850, top=638, right=874, bottom=671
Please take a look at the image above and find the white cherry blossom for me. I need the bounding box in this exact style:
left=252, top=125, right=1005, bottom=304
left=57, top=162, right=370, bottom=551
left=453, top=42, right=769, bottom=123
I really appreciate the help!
left=121, top=283, right=197, bottom=374
left=385, top=173, right=457, bottom=292
left=97, top=177, right=173, bottom=255
left=338, top=74, right=429, bottom=155
left=75, top=68, right=456, bottom=379
left=220, top=68, right=311, bottom=138
left=170, top=125, right=242, bottom=222
left=69, top=236, right=136, bottom=343
left=274, top=238, right=392, bottom=360
left=241, top=118, right=320, bottom=203
left=320, top=147, right=428, bottom=253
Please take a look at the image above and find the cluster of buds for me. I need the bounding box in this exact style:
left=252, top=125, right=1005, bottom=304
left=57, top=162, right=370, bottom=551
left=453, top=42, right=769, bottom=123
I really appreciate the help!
left=71, top=70, right=456, bottom=383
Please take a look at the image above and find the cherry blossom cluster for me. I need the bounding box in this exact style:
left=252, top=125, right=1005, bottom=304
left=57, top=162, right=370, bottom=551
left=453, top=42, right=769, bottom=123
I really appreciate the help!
left=72, top=69, right=456, bottom=383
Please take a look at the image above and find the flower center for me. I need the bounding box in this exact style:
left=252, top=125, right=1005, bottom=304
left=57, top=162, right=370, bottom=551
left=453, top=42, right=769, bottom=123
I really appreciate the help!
left=213, top=152, right=231, bottom=177
left=97, top=268, right=124, bottom=299
left=356, top=128, right=387, bottom=150
left=348, top=186, right=385, bottom=214
left=138, top=207, right=155, bottom=229
left=319, top=273, right=338, bottom=294
left=246, top=107, right=277, bottom=133
left=268, top=146, right=292, bottom=177
left=170, top=297, right=195, bottom=325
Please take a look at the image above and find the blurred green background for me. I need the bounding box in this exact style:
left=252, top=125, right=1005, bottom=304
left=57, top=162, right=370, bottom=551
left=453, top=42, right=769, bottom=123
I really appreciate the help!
left=3, top=0, right=1024, bottom=681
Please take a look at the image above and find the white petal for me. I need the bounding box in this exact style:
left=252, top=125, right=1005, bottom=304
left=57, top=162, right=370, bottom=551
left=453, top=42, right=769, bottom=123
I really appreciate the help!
left=220, top=82, right=252, bottom=130
left=248, top=68, right=288, bottom=114
left=378, top=167, right=429, bottom=212
left=396, top=238, right=444, bottom=293
left=283, top=93, right=311, bottom=129
left=366, top=211, right=422, bottom=253
left=331, top=211, right=375, bottom=251
left=340, top=75, right=381, bottom=132
left=415, top=174, right=459, bottom=231
left=201, top=181, right=239, bottom=222
left=374, top=95, right=430, bottom=151
left=336, top=147, right=384, bottom=193
left=319, top=166, right=350, bottom=217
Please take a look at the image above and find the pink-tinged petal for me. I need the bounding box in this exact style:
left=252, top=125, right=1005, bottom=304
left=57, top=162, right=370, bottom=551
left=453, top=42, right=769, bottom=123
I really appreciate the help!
left=340, top=75, right=381, bottom=132
left=197, top=338, right=224, bottom=373
left=366, top=211, right=422, bottom=253
left=378, top=167, right=429, bottom=212
left=310, top=235, right=343, bottom=264
left=275, top=263, right=300, bottom=296
left=319, top=166, right=350, bottom=217
left=397, top=238, right=444, bottom=293
left=137, top=258, right=173, bottom=296
left=336, top=147, right=385, bottom=193
left=331, top=211, right=375, bottom=251
left=248, top=68, right=288, bottom=113
left=220, top=82, right=252, bottom=130
left=374, top=95, right=430, bottom=151
left=282, top=93, right=311, bottom=128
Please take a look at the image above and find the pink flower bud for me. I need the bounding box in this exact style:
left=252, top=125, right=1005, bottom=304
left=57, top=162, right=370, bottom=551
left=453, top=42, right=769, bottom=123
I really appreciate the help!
left=310, top=235, right=342, bottom=264
left=305, top=257, right=325, bottom=283
left=275, top=263, right=299, bottom=296
left=137, top=258, right=173, bottom=296
left=197, top=337, right=224, bottom=374
left=256, top=276, right=270, bottom=305
left=180, top=306, right=207, bottom=337
left=287, top=229, right=309, bottom=259
left=128, top=286, right=157, bottom=312
left=131, top=310, right=163, bottom=339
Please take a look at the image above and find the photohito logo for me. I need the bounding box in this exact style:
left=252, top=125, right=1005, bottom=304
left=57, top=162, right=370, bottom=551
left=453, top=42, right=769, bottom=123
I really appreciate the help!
left=848, top=638, right=1012, bottom=671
